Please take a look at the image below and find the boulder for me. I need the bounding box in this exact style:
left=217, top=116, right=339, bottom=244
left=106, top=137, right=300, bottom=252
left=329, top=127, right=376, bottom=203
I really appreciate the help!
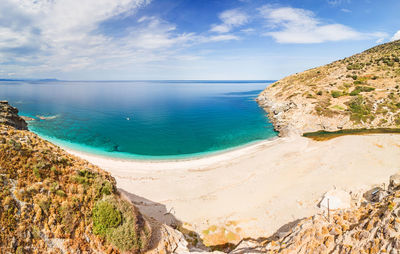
left=319, top=189, right=351, bottom=210
left=363, top=187, right=384, bottom=202
left=389, top=174, right=400, bottom=190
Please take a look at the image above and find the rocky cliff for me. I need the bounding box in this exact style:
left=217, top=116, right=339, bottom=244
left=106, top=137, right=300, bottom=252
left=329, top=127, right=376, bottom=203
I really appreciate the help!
left=257, top=40, right=400, bottom=136
left=0, top=101, right=27, bottom=130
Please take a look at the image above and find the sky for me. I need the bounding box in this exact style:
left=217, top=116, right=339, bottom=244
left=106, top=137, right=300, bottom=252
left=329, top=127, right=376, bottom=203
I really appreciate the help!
left=0, top=0, right=400, bottom=80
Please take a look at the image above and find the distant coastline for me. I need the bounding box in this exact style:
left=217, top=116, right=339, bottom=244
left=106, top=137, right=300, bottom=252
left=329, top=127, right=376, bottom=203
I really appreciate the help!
left=0, top=78, right=277, bottom=83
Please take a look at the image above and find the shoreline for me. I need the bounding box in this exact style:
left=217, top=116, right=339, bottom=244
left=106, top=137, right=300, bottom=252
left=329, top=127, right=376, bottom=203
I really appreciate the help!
left=30, top=128, right=279, bottom=163
left=60, top=132, right=400, bottom=246
left=64, top=135, right=284, bottom=170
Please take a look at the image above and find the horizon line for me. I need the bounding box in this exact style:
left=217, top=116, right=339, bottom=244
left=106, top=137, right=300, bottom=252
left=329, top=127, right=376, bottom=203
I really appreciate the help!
left=0, top=78, right=277, bottom=83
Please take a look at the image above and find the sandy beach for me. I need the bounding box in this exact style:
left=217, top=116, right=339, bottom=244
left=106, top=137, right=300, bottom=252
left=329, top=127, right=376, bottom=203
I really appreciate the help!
left=65, top=134, right=400, bottom=245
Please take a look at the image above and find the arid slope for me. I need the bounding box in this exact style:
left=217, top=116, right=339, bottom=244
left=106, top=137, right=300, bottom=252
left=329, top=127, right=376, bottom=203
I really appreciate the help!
left=257, top=40, right=400, bottom=136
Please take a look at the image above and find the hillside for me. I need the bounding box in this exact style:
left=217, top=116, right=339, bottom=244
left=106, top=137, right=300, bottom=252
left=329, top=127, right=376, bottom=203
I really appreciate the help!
left=257, top=40, right=400, bottom=136
left=0, top=101, right=185, bottom=253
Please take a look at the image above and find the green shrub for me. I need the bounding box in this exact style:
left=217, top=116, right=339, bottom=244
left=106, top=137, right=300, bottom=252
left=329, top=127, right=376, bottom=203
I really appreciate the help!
left=74, top=170, right=95, bottom=185
left=357, top=86, right=375, bottom=92
left=316, top=91, right=323, bottom=96
left=94, top=178, right=114, bottom=199
left=331, top=90, right=343, bottom=98
left=350, top=86, right=375, bottom=96
left=55, top=190, right=66, bottom=197
left=33, top=167, right=41, bottom=179
left=100, top=181, right=113, bottom=196
left=38, top=200, right=50, bottom=213
left=347, top=96, right=374, bottom=123
left=350, top=89, right=360, bottom=96
left=347, top=63, right=364, bottom=70
left=92, top=201, right=122, bottom=236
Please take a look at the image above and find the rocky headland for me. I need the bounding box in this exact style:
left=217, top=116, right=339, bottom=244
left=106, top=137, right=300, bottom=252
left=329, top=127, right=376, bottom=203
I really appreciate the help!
left=0, top=101, right=27, bottom=130
left=257, top=40, right=400, bottom=136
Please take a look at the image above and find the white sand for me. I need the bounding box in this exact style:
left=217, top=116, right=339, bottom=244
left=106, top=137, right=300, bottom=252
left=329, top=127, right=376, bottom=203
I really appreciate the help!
left=65, top=134, right=400, bottom=240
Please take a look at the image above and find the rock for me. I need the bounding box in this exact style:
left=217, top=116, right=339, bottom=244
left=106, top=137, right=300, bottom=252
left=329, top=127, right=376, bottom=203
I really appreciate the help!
left=20, top=116, right=36, bottom=121
left=390, top=174, right=400, bottom=190
left=363, top=187, right=385, bottom=202
left=0, top=101, right=27, bottom=130
left=319, top=189, right=351, bottom=210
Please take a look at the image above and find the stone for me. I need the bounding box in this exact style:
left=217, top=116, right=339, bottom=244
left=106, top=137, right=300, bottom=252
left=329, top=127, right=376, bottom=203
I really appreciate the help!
left=319, top=189, right=351, bottom=210
left=390, top=174, right=400, bottom=190
left=364, top=187, right=385, bottom=202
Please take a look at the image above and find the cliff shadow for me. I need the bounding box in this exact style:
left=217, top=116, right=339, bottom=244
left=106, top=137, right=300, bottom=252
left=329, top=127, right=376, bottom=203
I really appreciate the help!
left=118, top=188, right=213, bottom=252
left=119, top=188, right=261, bottom=253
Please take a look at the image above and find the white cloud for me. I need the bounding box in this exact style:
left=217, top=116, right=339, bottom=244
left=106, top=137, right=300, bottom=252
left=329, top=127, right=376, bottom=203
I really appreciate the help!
left=259, top=5, right=385, bottom=44
left=210, top=9, right=248, bottom=33
left=340, top=8, right=351, bottom=13
left=0, top=0, right=156, bottom=73
left=391, top=31, right=400, bottom=41
left=327, top=0, right=351, bottom=6
left=0, top=0, right=248, bottom=77
left=206, top=34, right=239, bottom=42
left=376, top=38, right=385, bottom=44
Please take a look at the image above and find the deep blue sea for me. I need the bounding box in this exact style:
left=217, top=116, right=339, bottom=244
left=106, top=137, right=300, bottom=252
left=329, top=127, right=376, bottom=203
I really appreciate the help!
left=0, top=80, right=277, bottom=159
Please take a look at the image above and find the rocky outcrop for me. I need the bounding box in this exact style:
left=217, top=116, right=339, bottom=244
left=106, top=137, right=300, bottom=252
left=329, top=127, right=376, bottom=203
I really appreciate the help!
left=229, top=173, right=400, bottom=254
left=257, top=40, right=400, bottom=136
left=0, top=101, right=27, bottom=130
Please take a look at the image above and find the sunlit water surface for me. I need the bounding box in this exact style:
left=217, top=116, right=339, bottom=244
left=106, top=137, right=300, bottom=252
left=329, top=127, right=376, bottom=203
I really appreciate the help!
left=0, top=80, right=276, bottom=159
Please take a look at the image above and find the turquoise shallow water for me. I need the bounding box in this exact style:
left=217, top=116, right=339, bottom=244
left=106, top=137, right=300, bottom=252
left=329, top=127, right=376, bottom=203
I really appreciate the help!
left=0, top=80, right=277, bottom=159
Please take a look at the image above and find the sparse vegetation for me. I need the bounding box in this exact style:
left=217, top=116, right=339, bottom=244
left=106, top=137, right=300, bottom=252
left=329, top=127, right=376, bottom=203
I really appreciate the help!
left=260, top=39, right=400, bottom=133
left=331, top=90, right=344, bottom=98
left=0, top=118, right=151, bottom=253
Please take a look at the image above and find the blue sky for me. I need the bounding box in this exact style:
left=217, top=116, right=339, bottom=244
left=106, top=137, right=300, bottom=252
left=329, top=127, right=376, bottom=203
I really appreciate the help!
left=1, top=0, right=399, bottom=80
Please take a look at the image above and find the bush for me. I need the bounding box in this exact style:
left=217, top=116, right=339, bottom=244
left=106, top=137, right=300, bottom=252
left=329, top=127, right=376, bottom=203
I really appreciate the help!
left=94, top=178, right=114, bottom=199
left=55, top=190, right=66, bottom=197
left=350, top=86, right=375, bottom=96
left=347, top=96, right=374, bottom=123
left=92, top=201, right=122, bottom=236
left=347, top=63, right=364, bottom=70
left=33, top=167, right=41, bottom=179
left=331, top=90, right=343, bottom=98
left=350, top=89, right=360, bottom=96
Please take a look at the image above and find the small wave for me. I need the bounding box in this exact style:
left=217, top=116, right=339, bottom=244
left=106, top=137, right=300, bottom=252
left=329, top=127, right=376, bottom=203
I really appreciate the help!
left=36, top=114, right=59, bottom=120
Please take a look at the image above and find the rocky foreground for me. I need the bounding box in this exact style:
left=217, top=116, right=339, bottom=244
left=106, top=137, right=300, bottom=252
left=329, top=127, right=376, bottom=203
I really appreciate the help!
left=232, top=175, right=400, bottom=254
left=257, top=40, right=400, bottom=136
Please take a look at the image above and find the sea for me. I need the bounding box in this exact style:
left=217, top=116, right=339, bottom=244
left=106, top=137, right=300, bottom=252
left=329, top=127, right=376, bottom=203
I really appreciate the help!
left=0, top=80, right=277, bottom=159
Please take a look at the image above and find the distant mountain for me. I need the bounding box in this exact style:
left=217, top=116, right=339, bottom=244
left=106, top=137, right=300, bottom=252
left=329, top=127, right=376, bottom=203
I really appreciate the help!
left=0, top=78, right=59, bottom=82
left=257, top=40, right=400, bottom=136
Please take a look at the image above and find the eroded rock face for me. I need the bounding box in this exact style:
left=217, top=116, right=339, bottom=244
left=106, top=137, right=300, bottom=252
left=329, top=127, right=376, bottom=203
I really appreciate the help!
left=0, top=101, right=27, bottom=130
